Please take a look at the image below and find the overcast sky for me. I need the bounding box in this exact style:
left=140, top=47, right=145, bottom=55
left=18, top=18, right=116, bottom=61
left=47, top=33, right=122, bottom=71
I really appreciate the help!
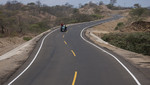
left=0, top=0, right=149, bottom=7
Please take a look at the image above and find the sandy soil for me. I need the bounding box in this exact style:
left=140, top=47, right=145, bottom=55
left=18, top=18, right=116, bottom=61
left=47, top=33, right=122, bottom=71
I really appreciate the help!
left=86, top=16, right=150, bottom=79
left=0, top=34, right=37, bottom=56
left=0, top=37, right=25, bottom=56
left=0, top=28, right=53, bottom=84
left=0, top=44, right=33, bottom=84
left=0, top=37, right=31, bottom=84
left=91, top=16, right=127, bottom=36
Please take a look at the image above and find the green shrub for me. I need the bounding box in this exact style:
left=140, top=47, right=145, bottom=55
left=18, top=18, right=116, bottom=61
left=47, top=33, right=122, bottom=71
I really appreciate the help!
left=115, top=22, right=124, bottom=30
left=102, top=32, right=150, bottom=55
left=91, top=14, right=103, bottom=19
left=0, top=33, right=4, bottom=38
left=29, top=21, right=49, bottom=33
left=23, top=37, right=32, bottom=41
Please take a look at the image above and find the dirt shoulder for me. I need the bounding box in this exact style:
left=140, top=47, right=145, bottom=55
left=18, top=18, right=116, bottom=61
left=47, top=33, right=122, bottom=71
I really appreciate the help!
left=0, top=34, right=37, bottom=57
left=85, top=16, right=150, bottom=79
left=0, top=28, right=55, bottom=84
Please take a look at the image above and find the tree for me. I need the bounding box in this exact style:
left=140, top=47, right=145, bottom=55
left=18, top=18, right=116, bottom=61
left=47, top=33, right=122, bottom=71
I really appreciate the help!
left=110, top=0, right=117, bottom=6
left=65, top=3, right=73, bottom=8
left=0, top=18, right=7, bottom=34
left=78, top=3, right=83, bottom=8
left=0, top=19, right=5, bottom=34
left=27, top=2, right=36, bottom=6
left=17, top=15, right=23, bottom=33
left=99, top=1, right=104, bottom=5
left=134, top=3, right=141, bottom=8
left=0, top=12, right=6, bottom=34
left=88, top=1, right=97, bottom=7
left=36, top=0, right=42, bottom=14
left=36, top=0, right=41, bottom=7
left=107, top=0, right=117, bottom=9
left=5, top=0, right=23, bottom=10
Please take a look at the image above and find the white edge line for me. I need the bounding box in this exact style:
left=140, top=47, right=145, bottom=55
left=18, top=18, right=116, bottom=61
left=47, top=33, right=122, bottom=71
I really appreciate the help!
left=80, top=25, right=141, bottom=85
left=8, top=28, right=58, bottom=85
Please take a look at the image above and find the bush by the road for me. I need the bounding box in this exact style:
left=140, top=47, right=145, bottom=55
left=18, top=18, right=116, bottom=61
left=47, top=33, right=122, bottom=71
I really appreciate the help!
left=23, top=37, right=32, bottom=41
left=102, top=32, right=150, bottom=56
left=115, top=22, right=124, bottom=30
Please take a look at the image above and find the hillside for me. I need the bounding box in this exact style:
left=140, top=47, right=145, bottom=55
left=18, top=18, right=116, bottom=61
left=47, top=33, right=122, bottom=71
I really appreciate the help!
left=0, top=1, right=109, bottom=37
left=0, top=1, right=112, bottom=56
left=79, top=4, right=111, bottom=16
left=89, top=6, right=150, bottom=56
left=121, top=21, right=150, bottom=32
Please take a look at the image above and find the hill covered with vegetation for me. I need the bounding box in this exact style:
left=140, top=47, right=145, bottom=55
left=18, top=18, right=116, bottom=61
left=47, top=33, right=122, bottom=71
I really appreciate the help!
left=0, top=1, right=105, bottom=37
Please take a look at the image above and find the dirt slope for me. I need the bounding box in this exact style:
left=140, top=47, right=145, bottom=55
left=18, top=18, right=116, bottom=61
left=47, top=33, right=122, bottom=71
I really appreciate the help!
left=121, top=21, right=150, bottom=32
left=79, top=5, right=111, bottom=16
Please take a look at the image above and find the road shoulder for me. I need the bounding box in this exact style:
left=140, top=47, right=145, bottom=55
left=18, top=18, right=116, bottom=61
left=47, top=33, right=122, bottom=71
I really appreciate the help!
left=0, top=28, right=55, bottom=84
left=85, top=17, right=150, bottom=80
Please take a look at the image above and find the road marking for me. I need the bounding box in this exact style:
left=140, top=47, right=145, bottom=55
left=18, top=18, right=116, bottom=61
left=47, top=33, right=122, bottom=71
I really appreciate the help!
left=8, top=28, right=59, bottom=85
left=63, top=35, right=65, bottom=38
left=72, top=71, right=77, bottom=85
left=64, top=41, right=67, bottom=45
left=80, top=25, right=141, bottom=85
left=71, top=50, right=76, bottom=56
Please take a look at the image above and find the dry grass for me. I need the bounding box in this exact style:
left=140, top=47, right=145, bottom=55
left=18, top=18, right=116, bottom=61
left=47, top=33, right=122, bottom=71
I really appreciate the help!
left=91, top=16, right=127, bottom=36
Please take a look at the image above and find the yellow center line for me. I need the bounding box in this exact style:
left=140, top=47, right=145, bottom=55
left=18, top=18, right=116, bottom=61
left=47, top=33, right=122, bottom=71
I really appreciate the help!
left=72, top=71, right=77, bottom=85
left=71, top=50, right=76, bottom=56
left=64, top=41, right=67, bottom=45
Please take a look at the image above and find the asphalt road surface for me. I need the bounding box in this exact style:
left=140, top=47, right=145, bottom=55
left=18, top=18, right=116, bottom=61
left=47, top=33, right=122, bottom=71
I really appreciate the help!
left=5, top=16, right=150, bottom=85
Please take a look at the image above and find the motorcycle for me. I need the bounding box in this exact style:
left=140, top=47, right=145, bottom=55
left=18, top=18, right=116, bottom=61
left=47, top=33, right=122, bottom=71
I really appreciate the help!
left=60, top=25, right=67, bottom=32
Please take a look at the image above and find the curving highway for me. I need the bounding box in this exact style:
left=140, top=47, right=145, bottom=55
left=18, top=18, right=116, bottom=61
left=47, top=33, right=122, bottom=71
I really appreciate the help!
left=5, top=16, right=150, bottom=85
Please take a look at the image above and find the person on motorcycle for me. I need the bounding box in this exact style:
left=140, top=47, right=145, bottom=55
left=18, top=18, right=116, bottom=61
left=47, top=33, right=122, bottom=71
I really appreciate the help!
left=60, top=23, right=67, bottom=32
left=61, top=23, right=64, bottom=27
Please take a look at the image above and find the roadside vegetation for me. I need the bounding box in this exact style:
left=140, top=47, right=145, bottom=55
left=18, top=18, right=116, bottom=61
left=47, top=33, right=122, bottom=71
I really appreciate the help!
left=102, top=3, right=150, bottom=56
left=114, top=22, right=124, bottom=30
left=102, top=32, right=150, bottom=56
left=23, top=37, right=32, bottom=41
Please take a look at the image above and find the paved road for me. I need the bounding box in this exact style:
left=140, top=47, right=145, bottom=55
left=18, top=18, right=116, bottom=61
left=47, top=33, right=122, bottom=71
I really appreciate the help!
left=5, top=16, right=149, bottom=85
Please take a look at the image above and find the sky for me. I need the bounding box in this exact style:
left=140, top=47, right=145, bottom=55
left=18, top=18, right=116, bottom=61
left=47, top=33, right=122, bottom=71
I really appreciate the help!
left=0, top=0, right=150, bottom=7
